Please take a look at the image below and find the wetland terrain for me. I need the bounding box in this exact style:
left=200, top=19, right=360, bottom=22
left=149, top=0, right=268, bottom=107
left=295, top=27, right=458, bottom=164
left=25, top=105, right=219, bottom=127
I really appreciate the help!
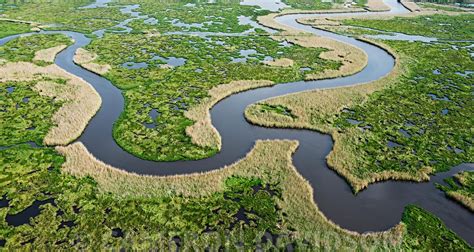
left=0, top=0, right=473, bottom=250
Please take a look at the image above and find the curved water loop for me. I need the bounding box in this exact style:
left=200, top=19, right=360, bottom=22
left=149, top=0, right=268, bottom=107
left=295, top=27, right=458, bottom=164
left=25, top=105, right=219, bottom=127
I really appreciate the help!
left=1, top=0, right=472, bottom=243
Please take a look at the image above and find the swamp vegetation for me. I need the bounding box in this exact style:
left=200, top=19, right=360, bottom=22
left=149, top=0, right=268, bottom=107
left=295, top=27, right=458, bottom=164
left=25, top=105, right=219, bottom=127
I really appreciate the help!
left=85, top=33, right=340, bottom=161
left=437, top=171, right=474, bottom=211
left=0, top=0, right=472, bottom=249
left=0, top=34, right=73, bottom=146
left=343, top=14, right=474, bottom=40
left=247, top=14, right=474, bottom=192
left=0, top=144, right=469, bottom=250
left=333, top=41, right=473, bottom=181
left=0, top=0, right=128, bottom=34
left=0, top=20, right=32, bottom=39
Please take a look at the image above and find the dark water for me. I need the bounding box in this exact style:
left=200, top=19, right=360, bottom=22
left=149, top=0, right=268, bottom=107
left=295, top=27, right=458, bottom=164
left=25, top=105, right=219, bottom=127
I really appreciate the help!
left=0, top=0, right=472, bottom=244
left=5, top=199, right=55, bottom=227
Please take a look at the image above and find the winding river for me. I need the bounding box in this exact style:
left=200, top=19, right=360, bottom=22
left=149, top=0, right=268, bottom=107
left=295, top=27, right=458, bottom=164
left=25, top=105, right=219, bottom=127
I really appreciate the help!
left=1, top=0, right=473, bottom=244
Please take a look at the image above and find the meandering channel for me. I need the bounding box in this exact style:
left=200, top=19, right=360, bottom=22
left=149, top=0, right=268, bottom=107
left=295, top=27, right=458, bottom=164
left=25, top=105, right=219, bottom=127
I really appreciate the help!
left=1, top=0, right=472, bottom=244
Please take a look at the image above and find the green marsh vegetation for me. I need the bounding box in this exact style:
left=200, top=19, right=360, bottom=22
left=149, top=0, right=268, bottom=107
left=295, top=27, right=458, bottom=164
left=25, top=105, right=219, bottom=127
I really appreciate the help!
left=1, top=144, right=471, bottom=249
left=343, top=14, right=474, bottom=40
left=245, top=15, right=474, bottom=191
left=113, top=0, right=270, bottom=34
left=0, top=145, right=297, bottom=250
left=258, top=104, right=298, bottom=119
left=84, top=33, right=340, bottom=161
left=0, top=0, right=128, bottom=34
left=0, top=34, right=73, bottom=147
left=437, top=171, right=474, bottom=211
left=281, top=0, right=367, bottom=10
left=333, top=40, right=473, bottom=183
left=0, top=80, right=63, bottom=147
left=401, top=205, right=471, bottom=251
left=282, top=0, right=333, bottom=10
left=0, top=21, right=31, bottom=39
left=0, top=34, right=72, bottom=64
left=419, top=2, right=470, bottom=12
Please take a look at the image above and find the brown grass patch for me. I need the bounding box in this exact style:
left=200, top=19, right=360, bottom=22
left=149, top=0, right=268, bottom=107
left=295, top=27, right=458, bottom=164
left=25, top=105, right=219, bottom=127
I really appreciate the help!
left=0, top=17, right=39, bottom=26
left=446, top=191, right=474, bottom=212
left=73, top=48, right=111, bottom=75
left=258, top=12, right=368, bottom=81
left=292, top=34, right=368, bottom=80
left=264, top=57, right=294, bottom=67
left=366, top=0, right=391, bottom=12
left=33, top=45, right=67, bottom=63
left=257, top=9, right=364, bottom=34
left=185, top=80, right=274, bottom=149
left=400, top=0, right=420, bottom=12
left=57, top=140, right=404, bottom=248
left=0, top=61, right=101, bottom=145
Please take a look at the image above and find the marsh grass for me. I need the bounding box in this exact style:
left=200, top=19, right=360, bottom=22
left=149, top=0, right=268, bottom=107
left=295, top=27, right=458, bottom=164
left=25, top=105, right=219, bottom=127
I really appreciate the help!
left=0, top=61, right=101, bottom=146
left=366, top=0, right=391, bottom=12
left=437, top=171, right=474, bottom=211
left=73, top=48, right=111, bottom=75
left=264, top=57, right=294, bottom=67
left=248, top=34, right=474, bottom=192
left=400, top=0, right=420, bottom=12
left=84, top=31, right=339, bottom=161
left=401, top=205, right=471, bottom=250
left=245, top=38, right=442, bottom=192
left=33, top=45, right=67, bottom=64
left=185, top=80, right=274, bottom=149
left=340, top=13, right=473, bottom=40
left=0, top=34, right=72, bottom=64
left=2, top=1, right=129, bottom=34
left=0, top=19, right=36, bottom=38
left=56, top=140, right=405, bottom=249
left=258, top=12, right=368, bottom=80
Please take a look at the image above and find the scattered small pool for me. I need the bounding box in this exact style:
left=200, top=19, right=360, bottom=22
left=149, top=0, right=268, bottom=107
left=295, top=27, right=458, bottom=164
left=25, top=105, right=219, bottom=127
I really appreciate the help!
left=5, top=198, right=55, bottom=227
left=387, top=140, right=402, bottom=148
left=455, top=70, right=473, bottom=77
left=144, top=17, right=158, bottom=25
left=122, top=61, right=148, bottom=69
left=151, top=55, right=186, bottom=67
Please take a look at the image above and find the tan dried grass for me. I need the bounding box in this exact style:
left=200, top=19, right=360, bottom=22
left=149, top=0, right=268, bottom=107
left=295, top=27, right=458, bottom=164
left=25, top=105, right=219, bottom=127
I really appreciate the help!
left=264, top=57, right=294, bottom=67
left=33, top=45, right=67, bottom=63
left=185, top=80, right=274, bottom=149
left=400, top=0, right=421, bottom=12
left=0, top=61, right=101, bottom=145
left=366, top=0, right=391, bottom=12
left=446, top=191, right=474, bottom=212
left=0, top=17, right=39, bottom=26
left=274, top=33, right=368, bottom=80
left=57, top=140, right=404, bottom=247
left=73, top=48, right=111, bottom=75
left=258, top=12, right=369, bottom=81
left=257, top=9, right=364, bottom=34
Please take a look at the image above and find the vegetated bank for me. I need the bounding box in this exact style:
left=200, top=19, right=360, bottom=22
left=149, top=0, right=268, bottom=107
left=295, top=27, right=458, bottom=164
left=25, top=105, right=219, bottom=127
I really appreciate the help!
left=246, top=13, right=474, bottom=192
left=437, top=171, right=474, bottom=211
